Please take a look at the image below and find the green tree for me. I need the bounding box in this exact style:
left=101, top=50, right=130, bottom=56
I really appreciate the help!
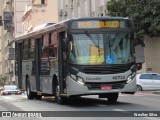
left=107, top=0, right=160, bottom=42
left=0, top=75, right=7, bottom=86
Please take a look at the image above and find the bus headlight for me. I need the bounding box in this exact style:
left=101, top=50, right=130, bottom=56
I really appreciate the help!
left=127, top=72, right=136, bottom=83
left=77, top=78, right=85, bottom=85
left=70, top=74, right=85, bottom=86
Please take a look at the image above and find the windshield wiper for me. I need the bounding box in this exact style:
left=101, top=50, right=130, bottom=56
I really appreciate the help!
left=85, top=31, right=101, bottom=57
left=85, top=31, right=96, bottom=45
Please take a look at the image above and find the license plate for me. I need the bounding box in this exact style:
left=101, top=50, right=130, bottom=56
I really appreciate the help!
left=101, top=85, right=112, bottom=90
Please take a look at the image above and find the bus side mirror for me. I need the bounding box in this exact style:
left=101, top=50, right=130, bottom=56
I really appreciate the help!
left=134, top=36, right=145, bottom=47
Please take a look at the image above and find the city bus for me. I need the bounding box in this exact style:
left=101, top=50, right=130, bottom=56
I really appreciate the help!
left=15, top=17, right=137, bottom=104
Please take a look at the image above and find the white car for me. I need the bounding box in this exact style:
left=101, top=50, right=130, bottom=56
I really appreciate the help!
left=0, top=85, right=22, bottom=95
left=136, top=73, right=160, bottom=91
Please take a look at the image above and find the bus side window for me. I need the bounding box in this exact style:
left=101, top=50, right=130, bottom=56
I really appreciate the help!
left=42, top=34, right=49, bottom=58
left=49, top=31, right=58, bottom=58
left=28, top=39, right=35, bottom=59
left=22, top=40, right=28, bottom=60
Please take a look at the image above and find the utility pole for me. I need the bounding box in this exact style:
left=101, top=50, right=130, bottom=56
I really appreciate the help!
left=0, top=16, right=3, bottom=26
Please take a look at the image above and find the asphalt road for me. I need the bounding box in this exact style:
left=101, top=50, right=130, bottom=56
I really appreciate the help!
left=0, top=91, right=160, bottom=120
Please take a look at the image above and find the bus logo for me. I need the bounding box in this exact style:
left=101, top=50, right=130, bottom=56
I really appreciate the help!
left=86, top=77, right=101, bottom=80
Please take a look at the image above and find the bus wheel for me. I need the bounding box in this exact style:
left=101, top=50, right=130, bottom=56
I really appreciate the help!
left=107, top=93, right=119, bottom=104
left=35, top=94, right=42, bottom=100
left=26, top=80, right=35, bottom=100
left=55, top=85, right=66, bottom=104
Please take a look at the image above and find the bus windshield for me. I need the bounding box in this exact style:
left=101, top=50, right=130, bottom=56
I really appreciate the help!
left=69, top=33, right=134, bottom=65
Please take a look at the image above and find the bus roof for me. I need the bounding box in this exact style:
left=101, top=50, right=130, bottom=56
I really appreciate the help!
left=33, top=23, right=55, bottom=31
left=73, top=16, right=129, bottom=20
left=15, top=16, right=129, bottom=42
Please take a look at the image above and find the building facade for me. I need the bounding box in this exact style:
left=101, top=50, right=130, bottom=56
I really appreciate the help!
left=143, top=36, right=160, bottom=73
left=58, top=0, right=109, bottom=21
left=1, top=0, right=30, bottom=84
left=22, top=0, right=58, bottom=33
left=0, top=0, right=6, bottom=78
left=0, top=0, right=59, bottom=84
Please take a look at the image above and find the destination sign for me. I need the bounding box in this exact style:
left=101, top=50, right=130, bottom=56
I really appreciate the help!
left=78, top=21, right=120, bottom=28
left=71, top=20, right=129, bottom=29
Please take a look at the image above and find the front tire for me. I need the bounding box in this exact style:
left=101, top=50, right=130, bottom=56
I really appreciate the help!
left=107, top=93, right=119, bottom=104
left=26, top=79, right=35, bottom=100
left=55, top=85, right=67, bottom=104
left=35, top=94, right=42, bottom=100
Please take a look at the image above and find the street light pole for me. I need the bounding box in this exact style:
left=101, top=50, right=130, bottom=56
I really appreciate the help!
left=0, top=16, right=3, bottom=26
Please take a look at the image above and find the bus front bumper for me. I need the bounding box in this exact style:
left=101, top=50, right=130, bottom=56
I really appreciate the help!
left=66, top=77, right=136, bottom=96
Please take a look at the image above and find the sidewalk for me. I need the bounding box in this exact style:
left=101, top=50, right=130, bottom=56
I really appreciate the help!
left=141, top=91, right=160, bottom=95
left=153, top=91, right=160, bottom=94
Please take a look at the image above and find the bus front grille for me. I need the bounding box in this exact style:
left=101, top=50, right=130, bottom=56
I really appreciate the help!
left=82, top=66, right=129, bottom=74
left=85, top=81, right=127, bottom=90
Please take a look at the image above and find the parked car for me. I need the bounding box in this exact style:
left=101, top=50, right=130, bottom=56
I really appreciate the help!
left=136, top=73, right=160, bottom=91
left=0, top=85, right=22, bottom=95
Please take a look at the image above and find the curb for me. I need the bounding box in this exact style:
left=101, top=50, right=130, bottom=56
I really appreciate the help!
left=153, top=91, right=160, bottom=94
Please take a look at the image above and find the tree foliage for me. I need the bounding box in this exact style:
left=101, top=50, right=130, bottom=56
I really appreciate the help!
left=0, top=75, right=7, bottom=86
left=107, top=0, right=160, bottom=40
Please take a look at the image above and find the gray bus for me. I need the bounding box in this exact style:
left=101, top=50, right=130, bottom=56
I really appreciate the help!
left=15, top=17, right=137, bottom=104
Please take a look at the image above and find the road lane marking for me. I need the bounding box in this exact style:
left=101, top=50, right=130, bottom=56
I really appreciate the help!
left=143, top=98, right=160, bottom=102
left=135, top=92, right=160, bottom=96
left=21, top=95, right=27, bottom=98
left=112, top=109, right=126, bottom=111
left=144, top=117, right=160, bottom=120
left=1, top=96, right=17, bottom=100
left=120, top=92, right=160, bottom=96
left=0, top=95, right=28, bottom=103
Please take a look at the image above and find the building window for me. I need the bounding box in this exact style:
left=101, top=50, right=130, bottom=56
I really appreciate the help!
left=41, top=0, right=45, bottom=4
left=71, top=0, right=73, bottom=9
left=32, top=0, right=46, bottom=5
left=77, top=0, right=80, bottom=6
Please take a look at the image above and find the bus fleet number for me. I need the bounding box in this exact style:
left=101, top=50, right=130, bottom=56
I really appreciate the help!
left=112, top=76, right=125, bottom=80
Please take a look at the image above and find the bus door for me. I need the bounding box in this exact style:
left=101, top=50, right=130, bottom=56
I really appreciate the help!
left=35, top=38, right=42, bottom=92
left=58, top=31, right=67, bottom=94
left=17, top=43, right=22, bottom=89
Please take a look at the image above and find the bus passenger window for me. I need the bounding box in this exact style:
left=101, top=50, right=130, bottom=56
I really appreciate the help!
left=29, top=39, right=35, bottom=59
left=49, top=32, right=58, bottom=57
left=42, top=47, right=49, bottom=58
left=42, top=34, right=49, bottom=58
left=22, top=40, right=29, bottom=60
